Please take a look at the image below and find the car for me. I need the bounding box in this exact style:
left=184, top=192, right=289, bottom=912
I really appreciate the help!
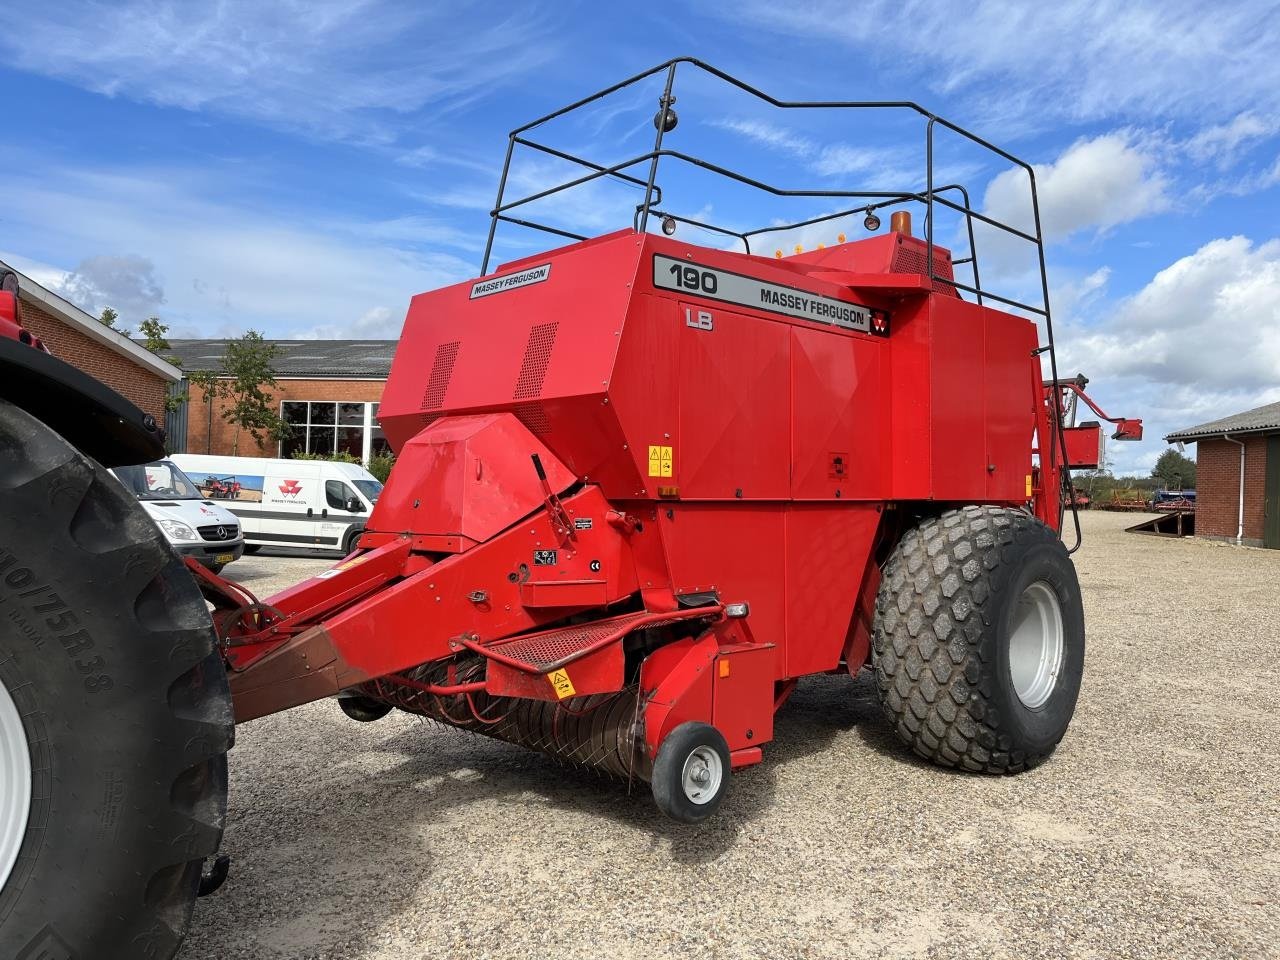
left=110, top=458, right=245, bottom=571
left=170, top=454, right=382, bottom=555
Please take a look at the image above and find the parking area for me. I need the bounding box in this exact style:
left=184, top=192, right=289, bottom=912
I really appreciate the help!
left=184, top=511, right=1280, bottom=960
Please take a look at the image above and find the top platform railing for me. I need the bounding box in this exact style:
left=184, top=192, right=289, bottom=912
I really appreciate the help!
left=478, top=57, right=1079, bottom=547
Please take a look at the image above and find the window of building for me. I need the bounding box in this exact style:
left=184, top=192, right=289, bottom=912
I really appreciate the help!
left=280, top=401, right=391, bottom=464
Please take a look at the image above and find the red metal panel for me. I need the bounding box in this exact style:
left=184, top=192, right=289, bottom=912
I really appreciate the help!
left=484, top=643, right=624, bottom=701
left=1061, top=424, right=1104, bottom=469
left=315, top=487, right=638, bottom=681
left=984, top=306, right=1039, bottom=500
left=790, top=325, right=887, bottom=499
left=518, top=579, right=609, bottom=608
left=885, top=296, right=933, bottom=500
left=639, top=633, right=717, bottom=755
left=675, top=303, right=791, bottom=500
left=377, top=231, right=642, bottom=474
left=367, top=412, right=576, bottom=543
left=928, top=297, right=988, bottom=498
left=712, top=642, right=776, bottom=752
left=782, top=504, right=880, bottom=678
left=659, top=504, right=786, bottom=654
left=605, top=292, right=682, bottom=498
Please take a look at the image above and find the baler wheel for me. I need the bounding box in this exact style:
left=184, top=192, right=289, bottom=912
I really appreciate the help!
left=651, top=722, right=731, bottom=823
left=338, top=692, right=393, bottom=722
left=872, top=505, right=1085, bottom=773
left=0, top=400, right=233, bottom=960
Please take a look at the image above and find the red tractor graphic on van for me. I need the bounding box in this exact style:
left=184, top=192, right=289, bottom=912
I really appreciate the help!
left=203, top=475, right=243, bottom=499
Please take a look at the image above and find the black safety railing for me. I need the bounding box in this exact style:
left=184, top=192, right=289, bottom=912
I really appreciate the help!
left=478, top=57, right=1079, bottom=550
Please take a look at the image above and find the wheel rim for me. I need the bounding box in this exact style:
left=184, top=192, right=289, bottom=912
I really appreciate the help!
left=0, top=674, right=32, bottom=890
left=1008, top=580, right=1065, bottom=709
left=680, top=745, right=723, bottom=805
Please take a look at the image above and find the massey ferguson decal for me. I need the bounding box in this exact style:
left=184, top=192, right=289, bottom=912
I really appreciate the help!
left=278, top=479, right=303, bottom=497
left=653, top=254, right=889, bottom=336
left=470, top=263, right=552, bottom=299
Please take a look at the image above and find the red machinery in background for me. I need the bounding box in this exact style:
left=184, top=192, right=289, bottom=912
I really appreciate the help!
left=193, top=59, right=1141, bottom=822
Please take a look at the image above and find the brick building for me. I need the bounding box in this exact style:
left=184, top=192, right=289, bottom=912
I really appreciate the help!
left=167, top=340, right=395, bottom=464
left=1166, top=401, right=1280, bottom=549
left=0, top=257, right=181, bottom=422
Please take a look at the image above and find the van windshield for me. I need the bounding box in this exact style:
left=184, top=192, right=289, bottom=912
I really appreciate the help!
left=113, top=461, right=203, bottom=500
left=353, top=479, right=383, bottom=504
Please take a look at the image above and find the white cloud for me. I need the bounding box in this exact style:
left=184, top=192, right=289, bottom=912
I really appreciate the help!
left=719, top=1, right=1280, bottom=132
left=0, top=159, right=476, bottom=338
left=299, top=306, right=401, bottom=340
left=1183, top=113, right=1275, bottom=168
left=709, top=118, right=913, bottom=184
left=984, top=132, right=1169, bottom=243
left=1065, top=236, right=1280, bottom=391
left=56, top=255, right=165, bottom=320
left=1057, top=236, right=1280, bottom=472
left=0, top=1, right=558, bottom=148
left=710, top=119, right=815, bottom=155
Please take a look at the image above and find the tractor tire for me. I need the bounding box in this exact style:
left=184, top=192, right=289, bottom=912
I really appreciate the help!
left=872, top=505, right=1084, bottom=774
left=0, top=400, right=233, bottom=960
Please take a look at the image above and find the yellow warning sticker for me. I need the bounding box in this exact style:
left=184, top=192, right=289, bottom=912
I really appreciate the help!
left=315, top=554, right=369, bottom=580
left=1025, top=474, right=1033, bottom=497
left=647, top=444, right=674, bottom=478
left=548, top=668, right=576, bottom=699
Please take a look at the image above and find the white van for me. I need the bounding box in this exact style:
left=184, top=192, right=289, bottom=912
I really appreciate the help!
left=110, top=460, right=245, bottom=572
left=170, top=455, right=382, bottom=555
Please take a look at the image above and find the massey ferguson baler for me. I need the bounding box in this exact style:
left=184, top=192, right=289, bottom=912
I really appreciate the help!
left=0, top=59, right=1141, bottom=959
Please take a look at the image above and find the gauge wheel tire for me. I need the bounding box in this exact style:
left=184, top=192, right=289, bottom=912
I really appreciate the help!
left=0, top=400, right=233, bottom=960
left=650, top=722, right=731, bottom=823
left=872, top=505, right=1085, bottom=773
left=338, top=693, right=393, bottom=722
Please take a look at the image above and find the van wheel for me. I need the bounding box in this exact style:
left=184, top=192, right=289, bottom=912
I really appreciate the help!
left=342, top=528, right=364, bottom=556
left=0, top=401, right=233, bottom=960
left=243, top=545, right=261, bottom=555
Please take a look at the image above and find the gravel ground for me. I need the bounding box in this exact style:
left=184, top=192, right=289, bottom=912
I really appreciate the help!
left=184, top=513, right=1280, bottom=960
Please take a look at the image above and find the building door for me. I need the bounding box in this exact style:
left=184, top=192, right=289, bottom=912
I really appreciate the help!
left=1266, top=435, right=1280, bottom=550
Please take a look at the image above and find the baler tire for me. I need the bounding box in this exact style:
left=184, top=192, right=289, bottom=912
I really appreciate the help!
left=650, top=722, right=731, bottom=823
left=871, top=505, right=1084, bottom=774
left=338, top=692, right=393, bottom=722
left=0, top=400, right=233, bottom=960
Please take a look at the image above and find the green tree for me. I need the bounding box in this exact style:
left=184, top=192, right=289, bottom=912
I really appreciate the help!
left=137, top=317, right=187, bottom=412
left=1152, top=448, right=1197, bottom=490
left=218, top=331, right=289, bottom=455
left=98, top=306, right=131, bottom=338
left=138, top=316, right=171, bottom=355
left=186, top=368, right=224, bottom=454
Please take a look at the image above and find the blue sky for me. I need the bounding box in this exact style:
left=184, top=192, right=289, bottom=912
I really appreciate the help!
left=1, top=0, right=1278, bottom=474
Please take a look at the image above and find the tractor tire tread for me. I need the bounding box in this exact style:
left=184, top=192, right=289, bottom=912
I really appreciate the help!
left=872, top=504, right=1061, bottom=774
left=0, top=400, right=232, bottom=960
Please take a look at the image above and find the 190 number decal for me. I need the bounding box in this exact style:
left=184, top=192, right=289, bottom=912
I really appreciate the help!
left=668, top=264, right=718, bottom=295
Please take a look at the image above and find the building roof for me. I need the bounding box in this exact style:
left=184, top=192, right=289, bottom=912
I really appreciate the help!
left=1165, top=400, right=1280, bottom=442
left=0, top=257, right=182, bottom=382
left=167, top=339, right=396, bottom=379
